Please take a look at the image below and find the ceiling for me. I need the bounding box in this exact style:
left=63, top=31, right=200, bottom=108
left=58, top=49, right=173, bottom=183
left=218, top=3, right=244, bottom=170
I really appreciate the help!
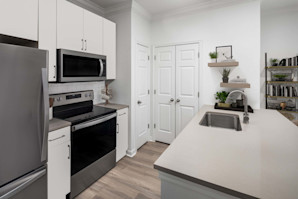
left=135, top=0, right=212, bottom=15
left=89, top=0, right=129, bottom=8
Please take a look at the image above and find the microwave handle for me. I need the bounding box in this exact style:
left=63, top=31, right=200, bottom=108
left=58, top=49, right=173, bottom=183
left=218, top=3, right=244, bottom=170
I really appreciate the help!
left=99, top=59, right=104, bottom=77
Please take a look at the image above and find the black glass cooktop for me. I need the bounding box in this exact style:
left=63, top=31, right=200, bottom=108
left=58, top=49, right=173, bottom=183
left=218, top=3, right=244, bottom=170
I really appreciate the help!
left=53, top=101, right=116, bottom=125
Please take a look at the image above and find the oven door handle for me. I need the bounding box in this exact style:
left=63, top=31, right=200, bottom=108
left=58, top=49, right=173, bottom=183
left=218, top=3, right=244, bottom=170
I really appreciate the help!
left=72, top=113, right=117, bottom=132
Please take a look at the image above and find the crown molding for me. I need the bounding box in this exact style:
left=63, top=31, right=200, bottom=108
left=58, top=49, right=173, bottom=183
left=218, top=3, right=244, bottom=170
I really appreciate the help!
left=262, top=5, right=298, bottom=16
left=104, top=0, right=132, bottom=17
left=68, top=0, right=105, bottom=16
left=132, top=1, right=152, bottom=21
left=151, top=0, right=257, bottom=21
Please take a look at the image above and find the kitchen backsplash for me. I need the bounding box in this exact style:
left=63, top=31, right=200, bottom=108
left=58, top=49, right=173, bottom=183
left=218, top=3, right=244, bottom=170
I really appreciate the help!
left=49, top=81, right=105, bottom=104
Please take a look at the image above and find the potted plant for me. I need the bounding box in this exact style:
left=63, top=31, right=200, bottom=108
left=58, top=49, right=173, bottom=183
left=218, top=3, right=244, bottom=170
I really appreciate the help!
left=215, top=91, right=230, bottom=108
left=270, top=58, right=279, bottom=66
left=222, top=68, right=230, bottom=83
left=209, top=52, right=218, bottom=63
left=273, top=74, right=287, bottom=81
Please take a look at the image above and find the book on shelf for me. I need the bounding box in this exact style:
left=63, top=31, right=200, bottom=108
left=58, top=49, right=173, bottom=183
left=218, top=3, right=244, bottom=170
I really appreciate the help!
left=267, top=85, right=298, bottom=97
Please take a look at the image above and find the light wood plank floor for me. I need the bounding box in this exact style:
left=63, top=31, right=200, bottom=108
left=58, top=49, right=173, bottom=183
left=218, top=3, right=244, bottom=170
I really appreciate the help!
left=75, top=142, right=168, bottom=199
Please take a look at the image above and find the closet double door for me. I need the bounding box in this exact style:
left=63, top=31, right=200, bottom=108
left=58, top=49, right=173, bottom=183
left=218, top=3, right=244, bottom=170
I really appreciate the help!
left=155, top=44, right=199, bottom=144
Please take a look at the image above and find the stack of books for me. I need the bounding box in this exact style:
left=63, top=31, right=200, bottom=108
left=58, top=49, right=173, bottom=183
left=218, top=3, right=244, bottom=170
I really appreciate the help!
left=267, top=85, right=298, bottom=97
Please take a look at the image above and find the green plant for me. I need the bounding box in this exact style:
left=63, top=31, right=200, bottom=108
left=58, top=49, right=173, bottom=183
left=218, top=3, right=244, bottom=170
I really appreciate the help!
left=274, top=74, right=287, bottom=79
left=222, top=68, right=231, bottom=78
left=209, top=52, right=218, bottom=59
left=270, top=58, right=279, bottom=64
left=215, top=91, right=230, bottom=103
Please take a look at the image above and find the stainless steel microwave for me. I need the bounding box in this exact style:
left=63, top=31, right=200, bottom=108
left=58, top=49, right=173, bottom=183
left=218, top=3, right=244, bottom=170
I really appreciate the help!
left=57, top=49, right=106, bottom=82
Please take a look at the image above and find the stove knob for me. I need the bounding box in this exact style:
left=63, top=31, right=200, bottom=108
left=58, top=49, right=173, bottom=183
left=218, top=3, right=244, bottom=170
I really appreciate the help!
left=89, top=93, right=92, bottom=97
left=56, top=97, right=60, bottom=102
left=85, top=93, right=88, bottom=98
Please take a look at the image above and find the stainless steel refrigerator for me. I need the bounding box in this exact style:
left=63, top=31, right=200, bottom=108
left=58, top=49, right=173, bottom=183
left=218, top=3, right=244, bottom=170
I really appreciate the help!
left=0, top=43, right=49, bottom=199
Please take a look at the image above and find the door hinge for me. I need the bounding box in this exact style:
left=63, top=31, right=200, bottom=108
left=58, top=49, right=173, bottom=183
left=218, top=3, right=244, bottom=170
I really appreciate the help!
left=154, top=55, right=156, bottom=60
left=148, top=90, right=150, bottom=94
left=154, top=90, right=156, bottom=94
left=198, top=92, right=200, bottom=98
left=154, top=124, right=156, bottom=128
left=148, top=124, right=150, bottom=129
left=198, top=52, right=200, bottom=58
left=148, top=56, right=150, bottom=60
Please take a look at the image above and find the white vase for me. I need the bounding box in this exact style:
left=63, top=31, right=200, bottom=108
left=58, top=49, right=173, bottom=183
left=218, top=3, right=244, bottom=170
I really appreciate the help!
left=211, top=58, right=216, bottom=63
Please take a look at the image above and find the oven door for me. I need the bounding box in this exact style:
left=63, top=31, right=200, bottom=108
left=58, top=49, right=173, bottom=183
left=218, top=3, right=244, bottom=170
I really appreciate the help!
left=71, top=113, right=116, bottom=176
left=57, top=49, right=106, bottom=82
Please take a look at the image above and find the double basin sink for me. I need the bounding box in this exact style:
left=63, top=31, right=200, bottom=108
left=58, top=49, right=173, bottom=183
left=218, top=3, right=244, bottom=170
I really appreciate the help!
left=200, top=112, right=242, bottom=131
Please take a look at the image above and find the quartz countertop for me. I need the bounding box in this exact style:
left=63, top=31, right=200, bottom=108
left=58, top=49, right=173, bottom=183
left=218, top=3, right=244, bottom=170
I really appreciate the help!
left=154, top=105, right=298, bottom=199
left=49, top=118, right=71, bottom=132
left=96, top=103, right=129, bottom=110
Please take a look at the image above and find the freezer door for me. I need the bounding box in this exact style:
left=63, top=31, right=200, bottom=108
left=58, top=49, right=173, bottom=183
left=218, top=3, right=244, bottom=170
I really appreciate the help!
left=0, top=166, right=47, bottom=199
left=0, top=43, right=49, bottom=187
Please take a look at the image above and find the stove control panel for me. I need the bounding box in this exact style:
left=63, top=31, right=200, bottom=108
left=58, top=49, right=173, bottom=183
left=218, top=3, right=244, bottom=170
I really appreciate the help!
left=50, top=90, right=94, bottom=107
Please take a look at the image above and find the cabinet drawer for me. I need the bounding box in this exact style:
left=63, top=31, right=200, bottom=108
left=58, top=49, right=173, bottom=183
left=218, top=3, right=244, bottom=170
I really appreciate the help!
left=48, top=127, right=70, bottom=146
left=117, top=108, right=128, bottom=117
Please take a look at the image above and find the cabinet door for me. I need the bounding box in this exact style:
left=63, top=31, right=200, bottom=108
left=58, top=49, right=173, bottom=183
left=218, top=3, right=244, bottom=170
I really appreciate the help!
left=103, top=19, right=116, bottom=79
left=57, top=0, right=84, bottom=51
left=39, top=0, right=57, bottom=82
left=0, top=0, right=38, bottom=41
left=83, top=10, right=103, bottom=54
left=48, top=127, right=71, bottom=199
left=116, top=108, right=128, bottom=162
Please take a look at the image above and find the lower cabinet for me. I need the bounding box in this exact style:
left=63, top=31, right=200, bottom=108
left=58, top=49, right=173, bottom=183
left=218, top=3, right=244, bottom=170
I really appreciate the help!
left=48, top=126, right=71, bottom=199
left=116, top=108, right=129, bottom=162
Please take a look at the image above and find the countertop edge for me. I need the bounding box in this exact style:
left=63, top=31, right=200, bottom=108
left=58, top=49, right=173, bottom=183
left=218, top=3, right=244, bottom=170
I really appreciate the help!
left=154, top=164, right=258, bottom=199
left=96, top=103, right=129, bottom=110
left=49, top=118, right=71, bottom=132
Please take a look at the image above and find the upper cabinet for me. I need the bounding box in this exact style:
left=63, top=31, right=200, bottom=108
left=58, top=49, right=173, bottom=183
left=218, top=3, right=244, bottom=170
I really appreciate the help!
left=57, top=0, right=84, bottom=52
left=39, top=0, right=57, bottom=82
left=0, top=0, right=38, bottom=41
left=57, top=0, right=103, bottom=55
left=103, top=19, right=116, bottom=79
left=84, top=10, right=103, bottom=55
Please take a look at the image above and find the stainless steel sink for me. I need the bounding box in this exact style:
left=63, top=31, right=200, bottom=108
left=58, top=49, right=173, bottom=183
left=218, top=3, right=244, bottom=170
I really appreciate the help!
left=199, top=112, right=242, bottom=131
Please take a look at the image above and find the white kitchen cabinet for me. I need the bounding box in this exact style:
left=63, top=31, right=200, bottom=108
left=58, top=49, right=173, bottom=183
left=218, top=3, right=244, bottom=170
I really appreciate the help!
left=116, top=108, right=128, bottom=162
left=57, top=0, right=103, bottom=54
left=0, top=0, right=38, bottom=41
left=57, top=0, right=84, bottom=52
left=84, top=10, right=103, bottom=54
left=48, top=127, right=71, bottom=199
left=103, top=19, right=116, bottom=79
left=39, top=0, right=57, bottom=82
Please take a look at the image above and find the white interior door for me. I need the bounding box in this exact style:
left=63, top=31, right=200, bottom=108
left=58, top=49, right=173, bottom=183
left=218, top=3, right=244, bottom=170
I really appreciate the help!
left=136, top=44, right=150, bottom=149
left=154, top=46, right=176, bottom=144
left=175, top=44, right=199, bottom=135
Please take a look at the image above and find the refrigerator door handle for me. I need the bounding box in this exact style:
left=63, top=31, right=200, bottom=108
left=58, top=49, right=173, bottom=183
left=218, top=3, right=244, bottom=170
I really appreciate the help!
left=0, top=168, right=46, bottom=199
left=41, top=68, right=49, bottom=162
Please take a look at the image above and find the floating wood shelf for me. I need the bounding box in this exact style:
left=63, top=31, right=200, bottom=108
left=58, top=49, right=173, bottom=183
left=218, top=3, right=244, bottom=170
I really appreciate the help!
left=220, top=82, right=250, bottom=88
left=278, top=110, right=298, bottom=114
left=208, top=62, right=239, bottom=67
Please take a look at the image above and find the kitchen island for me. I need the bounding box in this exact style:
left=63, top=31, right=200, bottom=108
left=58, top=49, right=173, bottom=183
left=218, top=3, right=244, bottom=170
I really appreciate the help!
left=154, top=105, right=298, bottom=199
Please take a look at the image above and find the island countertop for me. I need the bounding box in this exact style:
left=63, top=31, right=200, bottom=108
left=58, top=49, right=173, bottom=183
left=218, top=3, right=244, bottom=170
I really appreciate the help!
left=154, top=105, right=298, bottom=199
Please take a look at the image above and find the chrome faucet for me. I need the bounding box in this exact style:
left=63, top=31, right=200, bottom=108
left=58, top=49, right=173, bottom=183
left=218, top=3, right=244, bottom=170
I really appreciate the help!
left=226, top=90, right=249, bottom=124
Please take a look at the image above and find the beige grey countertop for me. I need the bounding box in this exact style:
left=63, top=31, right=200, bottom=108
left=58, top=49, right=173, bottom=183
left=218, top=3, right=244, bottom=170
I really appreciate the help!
left=49, top=118, right=71, bottom=132
left=154, top=105, right=298, bottom=199
left=96, top=103, right=129, bottom=110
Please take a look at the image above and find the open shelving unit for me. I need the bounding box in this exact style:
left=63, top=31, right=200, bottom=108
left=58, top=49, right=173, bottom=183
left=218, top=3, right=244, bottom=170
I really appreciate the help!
left=265, top=53, right=298, bottom=123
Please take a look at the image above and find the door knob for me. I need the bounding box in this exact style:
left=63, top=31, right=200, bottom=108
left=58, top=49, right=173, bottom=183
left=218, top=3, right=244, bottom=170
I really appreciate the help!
left=170, top=98, right=174, bottom=102
left=137, top=100, right=142, bottom=105
left=176, top=99, right=180, bottom=103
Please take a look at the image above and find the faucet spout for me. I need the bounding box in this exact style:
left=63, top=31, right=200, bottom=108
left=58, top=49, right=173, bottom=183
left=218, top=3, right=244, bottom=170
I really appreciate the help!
left=226, top=90, right=249, bottom=124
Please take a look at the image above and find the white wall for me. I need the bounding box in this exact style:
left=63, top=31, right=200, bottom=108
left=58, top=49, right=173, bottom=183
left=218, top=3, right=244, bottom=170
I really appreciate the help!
left=49, top=82, right=105, bottom=104
left=261, top=9, right=298, bottom=108
left=106, top=9, right=134, bottom=155
left=151, top=1, right=261, bottom=109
